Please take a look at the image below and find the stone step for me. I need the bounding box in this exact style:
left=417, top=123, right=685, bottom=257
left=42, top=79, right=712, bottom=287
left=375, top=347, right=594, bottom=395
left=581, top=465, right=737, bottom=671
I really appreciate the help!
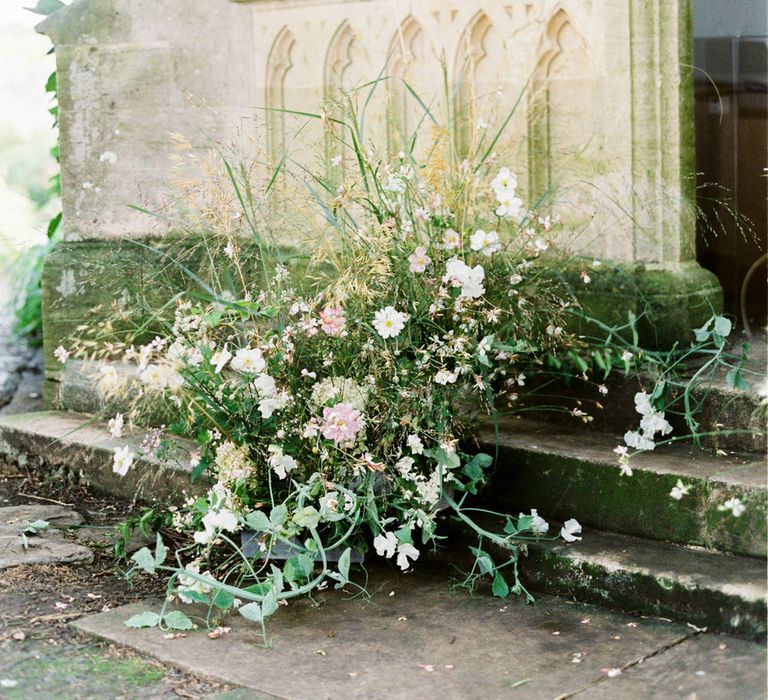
left=437, top=519, right=767, bottom=641
left=0, top=410, right=197, bottom=504
left=516, top=371, right=766, bottom=455
left=522, top=526, right=767, bottom=641
left=476, top=419, right=767, bottom=558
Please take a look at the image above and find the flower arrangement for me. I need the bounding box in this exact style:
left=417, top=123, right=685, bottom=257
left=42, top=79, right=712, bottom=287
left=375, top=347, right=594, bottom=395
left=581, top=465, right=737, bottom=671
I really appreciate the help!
left=62, top=95, right=596, bottom=633
left=59, top=84, right=754, bottom=636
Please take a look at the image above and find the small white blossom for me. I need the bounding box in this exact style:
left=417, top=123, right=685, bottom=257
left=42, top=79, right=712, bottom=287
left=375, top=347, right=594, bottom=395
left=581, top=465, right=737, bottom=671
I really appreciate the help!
left=54, top=345, right=70, bottom=364
left=112, top=446, right=134, bottom=476
left=396, top=542, right=420, bottom=571
left=211, top=345, right=232, bottom=374
left=108, top=413, right=124, bottom=439
left=560, top=518, right=582, bottom=542
left=434, top=369, right=458, bottom=385
left=231, top=348, right=266, bottom=374
left=268, top=445, right=297, bottom=479
left=374, top=531, right=397, bottom=558
left=718, top=497, right=746, bottom=517
left=520, top=509, right=549, bottom=535
left=443, top=229, right=461, bottom=250
left=470, top=229, right=500, bottom=257
left=407, top=434, right=424, bottom=455
left=669, top=479, right=690, bottom=500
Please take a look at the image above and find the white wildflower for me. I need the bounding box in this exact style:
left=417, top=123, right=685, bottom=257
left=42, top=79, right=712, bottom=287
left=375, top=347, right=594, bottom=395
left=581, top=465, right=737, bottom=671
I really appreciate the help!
left=560, top=518, right=582, bottom=542
left=407, top=434, right=424, bottom=455
left=108, top=413, right=124, bottom=439
left=718, top=497, right=746, bottom=517
left=54, top=345, right=70, bottom=363
left=374, top=531, right=397, bottom=559
left=470, top=229, right=500, bottom=257
left=669, top=479, right=690, bottom=500
left=112, top=446, right=134, bottom=476
left=396, top=542, right=420, bottom=571
left=373, top=306, right=409, bottom=339
left=268, top=445, right=297, bottom=479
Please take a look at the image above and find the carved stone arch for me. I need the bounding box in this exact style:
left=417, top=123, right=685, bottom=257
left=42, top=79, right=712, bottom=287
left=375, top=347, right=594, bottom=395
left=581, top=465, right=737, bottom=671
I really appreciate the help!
left=266, top=26, right=296, bottom=160
left=528, top=8, right=591, bottom=199
left=454, top=11, right=503, bottom=156
left=388, top=15, right=429, bottom=153
left=325, top=20, right=357, bottom=100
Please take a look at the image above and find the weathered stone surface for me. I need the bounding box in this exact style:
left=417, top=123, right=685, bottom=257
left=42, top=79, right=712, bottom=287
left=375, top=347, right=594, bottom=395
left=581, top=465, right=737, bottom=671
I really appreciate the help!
left=480, top=419, right=767, bottom=557
left=577, top=633, right=767, bottom=699
left=72, top=566, right=697, bottom=700
left=0, top=410, right=200, bottom=504
left=0, top=504, right=92, bottom=570
left=518, top=527, right=767, bottom=641
left=0, top=371, right=44, bottom=417
left=0, top=504, right=84, bottom=529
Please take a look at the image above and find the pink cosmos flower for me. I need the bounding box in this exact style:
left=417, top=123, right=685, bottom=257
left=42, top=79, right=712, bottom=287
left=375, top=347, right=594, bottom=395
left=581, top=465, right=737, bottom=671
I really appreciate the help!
left=319, top=306, right=347, bottom=337
left=321, top=402, right=361, bottom=444
left=408, top=246, right=431, bottom=273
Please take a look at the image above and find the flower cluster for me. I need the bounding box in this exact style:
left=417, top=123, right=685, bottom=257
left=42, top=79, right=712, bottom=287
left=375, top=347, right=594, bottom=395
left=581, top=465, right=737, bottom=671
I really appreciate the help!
left=89, top=133, right=585, bottom=631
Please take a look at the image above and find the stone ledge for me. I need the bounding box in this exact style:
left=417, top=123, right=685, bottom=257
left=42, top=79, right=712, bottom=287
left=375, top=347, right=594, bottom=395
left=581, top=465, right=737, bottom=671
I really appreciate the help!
left=0, top=410, right=200, bottom=504
left=477, top=419, right=767, bottom=557
left=520, top=528, right=767, bottom=641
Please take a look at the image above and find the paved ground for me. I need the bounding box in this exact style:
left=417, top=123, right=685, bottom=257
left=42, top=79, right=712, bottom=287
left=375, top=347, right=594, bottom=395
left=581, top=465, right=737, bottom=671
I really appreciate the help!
left=73, top=566, right=767, bottom=700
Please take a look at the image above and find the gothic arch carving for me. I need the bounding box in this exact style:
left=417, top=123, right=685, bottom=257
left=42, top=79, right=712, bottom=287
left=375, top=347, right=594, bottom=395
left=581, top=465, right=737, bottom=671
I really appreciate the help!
left=528, top=8, right=591, bottom=198
left=325, top=20, right=357, bottom=99
left=454, top=12, right=502, bottom=156
left=388, top=15, right=428, bottom=153
left=266, top=26, right=296, bottom=160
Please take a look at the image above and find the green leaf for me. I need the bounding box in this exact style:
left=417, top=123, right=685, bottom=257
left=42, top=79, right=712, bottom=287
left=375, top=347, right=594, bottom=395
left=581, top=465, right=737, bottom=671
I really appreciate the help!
left=650, top=380, right=666, bottom=402
left=131, top=547, right=156, bottom=574
left=492, top=572, right=510, bottom=598
left=177, top=590, right=209, bottom=605
left=725, top=367, right=750, bottom=391
left=515, top=515, right=534, bottom=533
left=45, top=71, right=56, bottom=93
left=154, top=533, right=167, bottom=567
left=437, top=449, right=462, bottom=470
left=25, top=0, right=64, bottom=15
left=270, top=504, right=288, bottom=528
left=124, top=611, right=160, bottom=628
left=245, top=510, right=271, bottom=532
left=714, top=316, right=732, bottom=338
left=163, top=610, right=195, bottom=630
left=261, top=591, right=278, bottom=619
left=211, top=588, right=234, bottom=610
left=293, top=506, right=321, bottom=530
left=22, top=519, right=49, bottom=535
left=238, top=601, right=264, bottom=622
left=337, top=547, right=351, bottom=583
left=469, top=547, right=494, bottom=576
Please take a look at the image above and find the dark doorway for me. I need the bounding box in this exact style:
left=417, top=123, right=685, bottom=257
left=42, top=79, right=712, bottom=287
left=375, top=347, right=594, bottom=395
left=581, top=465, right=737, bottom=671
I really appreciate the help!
left=693, top=1, right=767, bottom=332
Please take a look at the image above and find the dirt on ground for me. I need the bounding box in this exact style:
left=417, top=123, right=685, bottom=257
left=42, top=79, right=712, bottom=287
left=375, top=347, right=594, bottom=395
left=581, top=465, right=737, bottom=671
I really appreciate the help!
left=0, top=462, right=238, bottom=699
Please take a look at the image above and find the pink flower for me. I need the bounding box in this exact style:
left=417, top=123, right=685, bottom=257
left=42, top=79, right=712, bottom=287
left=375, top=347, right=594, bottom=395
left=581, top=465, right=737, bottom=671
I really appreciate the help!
left=408, top=246, right=431, bottom=273
left=319, top=306, right=347, bottom=337
left=321, top=402, right=361, bottom=444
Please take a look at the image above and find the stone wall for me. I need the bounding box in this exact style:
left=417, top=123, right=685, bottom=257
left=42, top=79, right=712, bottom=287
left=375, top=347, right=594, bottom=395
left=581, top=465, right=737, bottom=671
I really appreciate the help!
left=37, top=0, right=722, bottom=407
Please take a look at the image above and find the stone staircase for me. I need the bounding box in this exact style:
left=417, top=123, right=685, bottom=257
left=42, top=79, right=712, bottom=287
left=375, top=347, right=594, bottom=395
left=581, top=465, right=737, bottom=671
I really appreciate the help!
left=0, top=368, right=765, bottom=642
left=464, top=388, right=767, bottom=640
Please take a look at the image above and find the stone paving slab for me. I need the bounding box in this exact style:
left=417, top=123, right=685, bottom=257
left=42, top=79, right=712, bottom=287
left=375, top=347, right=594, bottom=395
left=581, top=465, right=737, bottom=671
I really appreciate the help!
left=0, top=504, right=92, bottom=569
left=73, top=566, right=700, bottom=700
left=577, top=633, right=767, bottom=699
